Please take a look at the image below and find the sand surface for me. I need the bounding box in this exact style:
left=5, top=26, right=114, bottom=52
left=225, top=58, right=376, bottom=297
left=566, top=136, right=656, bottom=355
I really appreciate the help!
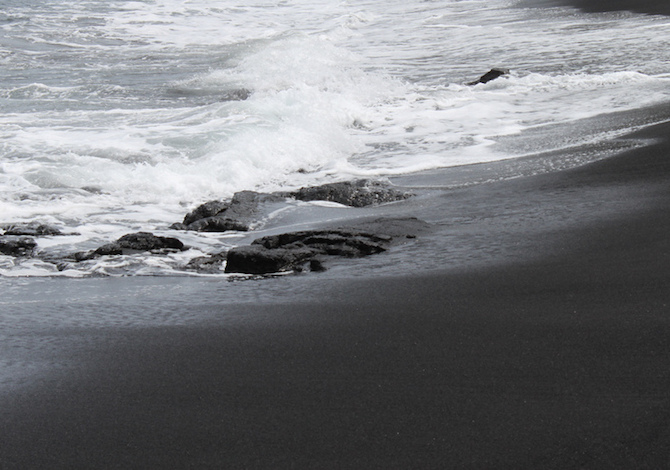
left=1, top=119, right=670, bottom=468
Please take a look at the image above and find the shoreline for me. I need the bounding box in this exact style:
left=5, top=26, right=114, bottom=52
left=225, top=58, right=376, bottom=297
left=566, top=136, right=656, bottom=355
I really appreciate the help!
left=2, top=118, right=670, bottom=467
left=4, top=100, right=670, bottom=278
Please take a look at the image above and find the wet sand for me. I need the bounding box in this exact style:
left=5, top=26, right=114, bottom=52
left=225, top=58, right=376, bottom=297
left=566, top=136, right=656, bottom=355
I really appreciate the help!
left=2, top=120, right=670, bottom=468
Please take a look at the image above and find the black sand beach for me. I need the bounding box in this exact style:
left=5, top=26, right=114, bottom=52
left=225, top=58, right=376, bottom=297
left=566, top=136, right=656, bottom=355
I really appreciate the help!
left=2, top=111, right=670, bottom=469
left=524, top=0, right=670, bottom=16
left=3, top=0, right=670, bottom=467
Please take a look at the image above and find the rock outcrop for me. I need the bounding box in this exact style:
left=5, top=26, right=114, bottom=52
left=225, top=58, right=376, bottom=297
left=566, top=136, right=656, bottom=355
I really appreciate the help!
left=182, top=200, right=229, bottom=226
left=467, top=68, right=510, bottom=86
left=3, top=180, right=418, bottom=277
left=222, top=217, right=430, bottom=275
left=225, top=245, right=317, bottom=275
left=172, top=181, right=411, bottom=234
left=171, top=191, right=284, bottom=232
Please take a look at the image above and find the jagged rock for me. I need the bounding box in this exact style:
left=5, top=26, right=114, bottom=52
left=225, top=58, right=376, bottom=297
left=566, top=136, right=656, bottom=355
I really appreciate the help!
left=285, top=179, right=411, bottom=207
left=174, top=191, right=285, bottom=232
left=0, top=236, right=37, bottom=256
left=468, top=68, right=510, bottom=86
left=74, top=232, right=187, bottom=261
left=1, top=223, right=62, bottom=237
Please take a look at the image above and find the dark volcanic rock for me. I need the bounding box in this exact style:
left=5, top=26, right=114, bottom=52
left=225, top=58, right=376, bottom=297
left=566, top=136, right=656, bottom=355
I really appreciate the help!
left=286, top=179, right=411, bottom=207
left=225, top=229, right=394, bottom=274
left=115, top=232, right=185, bottom=251
left=468, top=68, right=510, bottom=86
left=174, top=182, right=412, bottom=234
left=196, top=216, right=433, bottom=275
left=0, top=236, right=37, bottom=256
left=225, top=245, right=316, bottom=275
left=182, top=200, right=229, bottom=226
left=253, top=230, right=390, bottom=256
left=185, top=217, right=250, bottom=233
left=226, top=191, right=284, bottom=219
left=175, top=191, right=285, bottom=232
left=74, top=232, right=187, bottom=261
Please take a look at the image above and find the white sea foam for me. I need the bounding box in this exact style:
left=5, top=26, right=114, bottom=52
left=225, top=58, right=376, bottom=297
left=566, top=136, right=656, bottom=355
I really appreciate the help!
left=2, top=0, right=670, bottom=276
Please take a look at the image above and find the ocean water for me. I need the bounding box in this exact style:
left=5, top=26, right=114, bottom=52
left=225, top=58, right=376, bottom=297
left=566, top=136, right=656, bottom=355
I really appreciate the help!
left=2, top=0, right=670, bottom=277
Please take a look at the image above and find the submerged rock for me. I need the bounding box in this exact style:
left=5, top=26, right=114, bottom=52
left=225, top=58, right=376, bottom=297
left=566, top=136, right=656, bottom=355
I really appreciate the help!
left=467, top=68, right=510, bottom=86
left=0, top=236, right=37, bottom=257
left=285, top=179, right=412, bottom=207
